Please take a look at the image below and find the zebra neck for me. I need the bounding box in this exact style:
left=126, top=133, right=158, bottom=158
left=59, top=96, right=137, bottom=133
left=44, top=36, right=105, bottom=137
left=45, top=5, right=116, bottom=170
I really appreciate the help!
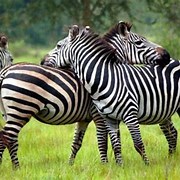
left=73, top=54, right=121, bottom=98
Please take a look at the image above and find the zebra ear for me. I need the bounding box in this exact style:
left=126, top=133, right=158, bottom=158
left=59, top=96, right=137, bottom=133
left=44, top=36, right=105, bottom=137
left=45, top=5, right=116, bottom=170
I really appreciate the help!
left=82, top=26, right=92, bottom=35
left=118, top=21, right=132, bottom=37
left=84, top=26, right=91, bottom=33
left=69, top=25, right=79, bottom=41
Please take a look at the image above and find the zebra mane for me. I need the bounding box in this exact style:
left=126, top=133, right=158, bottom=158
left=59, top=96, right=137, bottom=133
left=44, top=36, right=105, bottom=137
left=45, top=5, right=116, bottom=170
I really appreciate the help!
left=79, top=30, right=118, bottom=62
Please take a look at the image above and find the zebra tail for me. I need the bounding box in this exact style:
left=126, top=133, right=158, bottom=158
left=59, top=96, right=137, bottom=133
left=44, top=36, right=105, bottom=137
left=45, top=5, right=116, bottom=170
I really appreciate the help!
left=177, top=108, right=180, bottom=117
left=0, top=65, right=12, bottom=121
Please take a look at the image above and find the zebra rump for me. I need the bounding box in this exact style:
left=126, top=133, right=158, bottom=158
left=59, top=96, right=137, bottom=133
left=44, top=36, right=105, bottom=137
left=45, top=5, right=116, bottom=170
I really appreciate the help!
left=0, top=63, right=109, bottom=169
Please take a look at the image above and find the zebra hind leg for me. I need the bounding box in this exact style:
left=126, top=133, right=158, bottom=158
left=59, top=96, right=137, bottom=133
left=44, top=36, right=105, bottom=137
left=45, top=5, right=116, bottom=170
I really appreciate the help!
left=69, top=121, right=90, bottom=165
left=1, top=119, right=27, bottom=170
left=125, top=117, right=149, bottom=165
left=159, top=120, right=178, bottom=155
left=0, top=129, right=19, bottom=169
left=0, top=131, right=6, bottom=165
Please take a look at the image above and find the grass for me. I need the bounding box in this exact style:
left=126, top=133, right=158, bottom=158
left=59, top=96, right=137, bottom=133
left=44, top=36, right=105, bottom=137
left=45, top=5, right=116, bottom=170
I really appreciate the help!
left=0, top=114, right=179, bottom=179
left=9, top=41, right=51, bottom=64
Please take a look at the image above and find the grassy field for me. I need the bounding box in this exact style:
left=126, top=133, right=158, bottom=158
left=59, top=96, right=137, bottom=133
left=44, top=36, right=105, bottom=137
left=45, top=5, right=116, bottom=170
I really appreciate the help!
left=0, top=114, right=179, bottom=179
left=0, top=46, right=179, bottom=179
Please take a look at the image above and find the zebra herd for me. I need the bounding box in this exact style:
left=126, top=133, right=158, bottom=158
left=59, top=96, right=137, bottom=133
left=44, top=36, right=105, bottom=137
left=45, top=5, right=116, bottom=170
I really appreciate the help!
left=0, top=21, right=179, bottom=169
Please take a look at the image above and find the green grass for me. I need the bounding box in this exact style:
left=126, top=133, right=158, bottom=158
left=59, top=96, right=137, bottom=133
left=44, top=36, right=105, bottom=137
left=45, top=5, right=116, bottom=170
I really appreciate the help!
left=9, top=41, right=50, bottom=64
left=0, top=114, right=179, bottom=179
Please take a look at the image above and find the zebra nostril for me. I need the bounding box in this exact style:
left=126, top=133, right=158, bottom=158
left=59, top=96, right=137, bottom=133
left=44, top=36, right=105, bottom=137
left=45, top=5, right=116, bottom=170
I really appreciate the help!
left=156, top=48, right=171, bottom=66
left=162, top=49, right=170, bottom=61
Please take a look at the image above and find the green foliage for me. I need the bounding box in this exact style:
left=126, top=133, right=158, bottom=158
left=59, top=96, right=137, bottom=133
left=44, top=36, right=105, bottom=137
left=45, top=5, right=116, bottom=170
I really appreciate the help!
left=0, top=0, right=179, bottom=58
left=147, top=0, right=180, bottom=30
left=0, top=114, right=179, bottom=179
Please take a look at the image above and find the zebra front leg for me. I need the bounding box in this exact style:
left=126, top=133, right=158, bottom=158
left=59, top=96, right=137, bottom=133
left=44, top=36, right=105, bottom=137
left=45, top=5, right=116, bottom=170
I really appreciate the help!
left=159, top=120, right=178, bottom=155
left=91, top=105, right=108, bottom=163
left=94, top=118, right=108, bottom=164
left=105, top=118, right=122, bottom=165
left=69, top=121, right=89, bottom=165
left=125, top=118, right=149, bottom=165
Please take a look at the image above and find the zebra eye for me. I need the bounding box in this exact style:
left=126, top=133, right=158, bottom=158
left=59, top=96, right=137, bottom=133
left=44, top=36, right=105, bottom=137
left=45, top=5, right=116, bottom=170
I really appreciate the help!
left=57, top=44, right=61, bottom=49
left=135, top=40, right=142, bottom=45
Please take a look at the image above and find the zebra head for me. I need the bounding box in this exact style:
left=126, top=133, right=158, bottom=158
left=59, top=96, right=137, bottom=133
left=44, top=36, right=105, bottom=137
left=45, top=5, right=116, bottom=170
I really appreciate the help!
left=43, top=25, right=87, bottom=68
left=103, top=21, right=170, bottom=66
left=42, top=36, right=71, bottom=68
left=44, top=25, right=116, bottom=69
left=0, top=34, right=13, bottom=70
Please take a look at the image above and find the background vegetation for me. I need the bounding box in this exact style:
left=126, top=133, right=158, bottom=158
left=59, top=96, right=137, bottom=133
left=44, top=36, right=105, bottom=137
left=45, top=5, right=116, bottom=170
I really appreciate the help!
left=0, top=0, right=179, bottom=59
left=0, top=0, right=180, bottom=179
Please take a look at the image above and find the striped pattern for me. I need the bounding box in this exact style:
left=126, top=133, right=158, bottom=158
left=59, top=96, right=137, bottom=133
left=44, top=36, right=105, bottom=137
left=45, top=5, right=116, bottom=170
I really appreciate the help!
left=103, top=21, right=170, bottom=66
left=102, top=22, right=179, bottom=126
left=49, top=25, right=180, bottom=164
left=0, top=34, right=13, bottom=69
left=0, top=63, right=109, bottom=169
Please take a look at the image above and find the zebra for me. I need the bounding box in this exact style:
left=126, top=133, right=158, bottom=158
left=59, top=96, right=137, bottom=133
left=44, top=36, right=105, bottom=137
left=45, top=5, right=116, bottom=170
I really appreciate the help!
left=103, top=21, right=170, bottom=66
left=45, top=21, right=176, bottom=161
left=42, top=21, right=173, bottom=165
left=0, top=63, right=114, bottom=169
left=102, top=21, right=180, bottom=118
left=0, top=34, right=13, bottom=68
left=46, top=25, right=180, bottom=165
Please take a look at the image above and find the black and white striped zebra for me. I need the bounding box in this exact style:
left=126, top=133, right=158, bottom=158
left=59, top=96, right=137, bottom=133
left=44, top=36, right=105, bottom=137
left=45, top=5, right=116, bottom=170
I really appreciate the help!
left=43, top=21, right=173, bottom=165
left=0, top=63, right=111, bottom=169
left=102, top=21, right=180, bottom=118
left=47, top=25, right=180, bottom=165
left=0, top=34, right=13, bottom=69
left=103, top=21, right=170, bottom=66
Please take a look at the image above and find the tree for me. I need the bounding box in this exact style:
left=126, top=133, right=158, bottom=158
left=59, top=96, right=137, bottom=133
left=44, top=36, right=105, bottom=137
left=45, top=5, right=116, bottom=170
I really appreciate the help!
left=147, top=0, right=180, bottom=33
left=0, top=0, right=179, bottom=58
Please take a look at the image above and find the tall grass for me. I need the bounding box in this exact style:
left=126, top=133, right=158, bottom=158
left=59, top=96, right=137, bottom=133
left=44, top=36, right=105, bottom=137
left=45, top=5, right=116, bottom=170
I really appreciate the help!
left=0, top=114, right=179, bottom=179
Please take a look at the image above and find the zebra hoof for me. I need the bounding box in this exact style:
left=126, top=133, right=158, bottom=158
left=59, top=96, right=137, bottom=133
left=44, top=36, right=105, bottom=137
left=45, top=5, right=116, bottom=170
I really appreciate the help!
left=68, top=159, right=75, bottom=166
left=12, top=164, right=20, bottom=170
left=169, top=149, right=176, bottom=155
left=144, top=160, right=150, bottom=166
left=101, top=159, right=108, bottom=164
left=116, top=159, right=123, bottom=166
